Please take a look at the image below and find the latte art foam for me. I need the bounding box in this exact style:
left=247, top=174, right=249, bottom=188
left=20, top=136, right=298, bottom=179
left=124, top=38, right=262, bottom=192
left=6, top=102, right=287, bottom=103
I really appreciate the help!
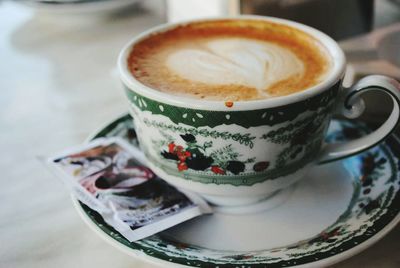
left=166, top=38, right=305, bottom=97
left=128, top=20, right=331, bottom=101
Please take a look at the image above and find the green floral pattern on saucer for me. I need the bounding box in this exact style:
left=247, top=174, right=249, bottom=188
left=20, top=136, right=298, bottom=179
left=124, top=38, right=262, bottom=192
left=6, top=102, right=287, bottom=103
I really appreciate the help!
left=79, top=115, right=400, bottom=267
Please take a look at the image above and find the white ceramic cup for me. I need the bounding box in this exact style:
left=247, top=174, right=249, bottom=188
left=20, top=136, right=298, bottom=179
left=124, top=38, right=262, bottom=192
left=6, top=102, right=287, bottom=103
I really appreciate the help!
left=118, top=16, right=400, bottom=207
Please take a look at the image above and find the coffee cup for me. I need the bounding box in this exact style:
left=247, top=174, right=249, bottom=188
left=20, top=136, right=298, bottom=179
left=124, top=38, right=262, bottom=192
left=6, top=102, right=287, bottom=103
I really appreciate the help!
left=118, top=16, right=400, bottom=206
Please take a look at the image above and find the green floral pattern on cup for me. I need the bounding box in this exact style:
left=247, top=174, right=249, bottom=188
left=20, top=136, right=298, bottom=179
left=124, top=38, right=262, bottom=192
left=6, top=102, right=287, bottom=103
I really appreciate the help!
left=125, top=82, right=340, bottom=186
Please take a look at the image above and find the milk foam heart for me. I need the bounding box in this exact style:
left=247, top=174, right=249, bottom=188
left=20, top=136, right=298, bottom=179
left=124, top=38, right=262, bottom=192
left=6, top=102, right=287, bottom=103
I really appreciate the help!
left=128, top=20, right=331, bottom=101
left=166, top=38, right=304, bottom=96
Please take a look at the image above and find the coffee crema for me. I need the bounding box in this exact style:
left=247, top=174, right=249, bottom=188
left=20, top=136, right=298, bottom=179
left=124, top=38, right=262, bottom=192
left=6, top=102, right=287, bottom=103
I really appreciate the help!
left=128, top=19, right=331, bottom=101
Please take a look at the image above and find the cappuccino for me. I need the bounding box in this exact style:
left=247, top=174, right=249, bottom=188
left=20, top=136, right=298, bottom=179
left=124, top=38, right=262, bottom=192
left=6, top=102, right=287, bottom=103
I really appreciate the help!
left=128, top=19, right=331, bottom=101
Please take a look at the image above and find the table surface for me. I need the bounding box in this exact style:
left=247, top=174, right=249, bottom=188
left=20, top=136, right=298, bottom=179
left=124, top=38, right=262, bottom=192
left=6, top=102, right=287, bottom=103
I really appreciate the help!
left=0, top=1, right=399, bottom=268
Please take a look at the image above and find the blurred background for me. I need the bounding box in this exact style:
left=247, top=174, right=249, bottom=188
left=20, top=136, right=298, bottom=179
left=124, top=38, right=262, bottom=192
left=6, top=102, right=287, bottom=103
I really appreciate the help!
left=0, top=1, right=399, bottom=268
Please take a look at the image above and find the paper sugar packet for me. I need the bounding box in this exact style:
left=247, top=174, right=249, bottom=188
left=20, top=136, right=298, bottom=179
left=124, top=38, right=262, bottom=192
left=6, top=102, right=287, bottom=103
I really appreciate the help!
left=48, top=137, right=211, bottom=241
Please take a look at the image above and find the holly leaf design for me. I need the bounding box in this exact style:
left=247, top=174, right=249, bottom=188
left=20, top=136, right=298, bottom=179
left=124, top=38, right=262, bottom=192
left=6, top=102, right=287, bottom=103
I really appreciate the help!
left=245, top=157, right=256, bottom=163
left=210, top=145, right=240, bottom=164
left=203, top=141, right=213, bottom=149
left=226, top=161, right=245, bottom=175
left=180, top=133, right=196, bottom=143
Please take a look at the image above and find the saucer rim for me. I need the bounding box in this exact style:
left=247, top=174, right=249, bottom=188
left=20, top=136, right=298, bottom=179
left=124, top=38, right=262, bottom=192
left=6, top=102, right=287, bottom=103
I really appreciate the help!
left=72, top=113, right=400, bottom=268
left=72, top=195, right=400, bottom=268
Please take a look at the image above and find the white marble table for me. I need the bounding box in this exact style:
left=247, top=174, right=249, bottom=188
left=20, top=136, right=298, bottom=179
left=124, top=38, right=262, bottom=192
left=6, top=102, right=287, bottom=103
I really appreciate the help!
left=0, top=1, right=398, bottom=268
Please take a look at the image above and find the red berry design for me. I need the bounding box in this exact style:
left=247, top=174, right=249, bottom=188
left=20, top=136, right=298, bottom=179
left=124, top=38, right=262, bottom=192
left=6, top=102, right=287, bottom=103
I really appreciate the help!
left=211, top=166, right=225, bottom=175
left=177, top=162, right=188, bottom=171
left=168, top=142, right=175, bottom=153
left=177, top=150, right=191, bottom=161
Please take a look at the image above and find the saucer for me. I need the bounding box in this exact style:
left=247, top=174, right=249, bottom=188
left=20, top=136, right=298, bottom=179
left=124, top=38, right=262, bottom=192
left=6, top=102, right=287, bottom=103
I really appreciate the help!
left=72, top=114, right=400, bottom=267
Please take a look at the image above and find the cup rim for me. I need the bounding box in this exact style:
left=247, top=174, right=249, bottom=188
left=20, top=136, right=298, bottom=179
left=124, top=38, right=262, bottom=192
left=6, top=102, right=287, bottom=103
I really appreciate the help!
left=118, top=15, right=346, bottom=111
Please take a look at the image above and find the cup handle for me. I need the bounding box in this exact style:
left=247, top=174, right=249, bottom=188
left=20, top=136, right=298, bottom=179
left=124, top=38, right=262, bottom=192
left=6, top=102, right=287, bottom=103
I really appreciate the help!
left=318, top=75, right=400, bottom=164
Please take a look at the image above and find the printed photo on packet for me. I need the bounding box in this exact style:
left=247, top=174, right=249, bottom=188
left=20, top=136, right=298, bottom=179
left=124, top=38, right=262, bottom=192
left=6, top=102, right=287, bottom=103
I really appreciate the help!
left=49, top=138, right=210, bottom=241
left=52, top=140, right=154, bottom=194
